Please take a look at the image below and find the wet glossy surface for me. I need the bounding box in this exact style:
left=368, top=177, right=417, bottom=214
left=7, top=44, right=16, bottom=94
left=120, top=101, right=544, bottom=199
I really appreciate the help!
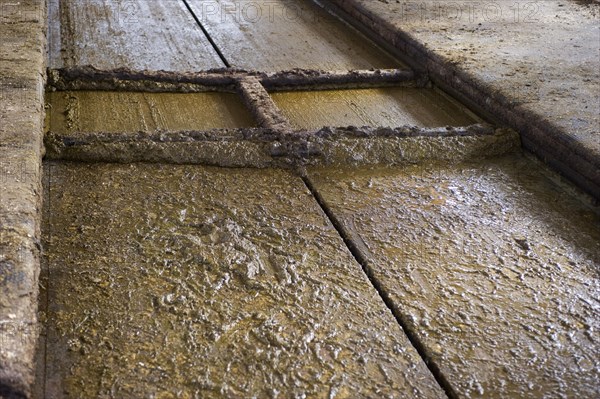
left=40, top=163, right=445, bottom=398
left=46, top=91, right=255, bottom=133
left=271, top=88, right=479, bottom=129
left=28, top=0, right=600, bottom=397
left=308, top=154, right=600, bottom=398
left=349, top=0, right=600, bottom=160
left=49, top=0, right=224, bottom=71
left=187, top=0, right=401, bottom=70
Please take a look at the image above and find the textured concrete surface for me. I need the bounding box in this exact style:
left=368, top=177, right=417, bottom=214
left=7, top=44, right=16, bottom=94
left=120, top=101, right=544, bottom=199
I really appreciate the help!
left=0, top=0, right=46, bottom=396
left=272, top=87, right=479, bottom=130
left=188, top=0, right=401, bottom=70
left=46, top=91, right=255, bottom=134
left=39, top=162, right=445, bottom=398
left=48, top=0, right=224, bottom=71
left=2, top=0, right=597, bottom=396
left=326, top=0, right=600, bottom=199
left=307, top=154, right=600, bottom=398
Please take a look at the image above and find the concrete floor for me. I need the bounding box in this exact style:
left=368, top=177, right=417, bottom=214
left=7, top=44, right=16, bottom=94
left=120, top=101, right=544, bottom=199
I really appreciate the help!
left=325, top=0, right=600, bottom=198
left=308, top=155, right=600, bottom=398
left=1, top=0, right=599, bottom=398
left=39, top=163, right=445, bottom=398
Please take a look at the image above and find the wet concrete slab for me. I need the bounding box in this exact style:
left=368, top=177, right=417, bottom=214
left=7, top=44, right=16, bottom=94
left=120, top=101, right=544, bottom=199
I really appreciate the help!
left=187, top=0, right=401, bottom=70
left=46, top=91, right=256, bottom=134
left=325, top=0, right=600, bottom=198
left=49, top=0, right=224, bottom=71
left=271, top=87, right=479, bottom=130
left=307, top=154, right=600, bottom=398
left=341, top=0, right=600, bottom=148
left=39, top=162, right=446, bottom=398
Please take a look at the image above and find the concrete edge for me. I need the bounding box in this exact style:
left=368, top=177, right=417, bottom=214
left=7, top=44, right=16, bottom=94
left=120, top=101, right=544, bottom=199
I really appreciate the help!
left=323, top=0, right=600, bottom=201
left=0, top=0, right=47, bottom=397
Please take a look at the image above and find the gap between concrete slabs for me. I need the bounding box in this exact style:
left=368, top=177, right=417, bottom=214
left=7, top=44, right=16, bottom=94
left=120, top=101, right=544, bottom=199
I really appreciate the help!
left=10, top=0, right=596, bottom=396
left=38, top=163, right=447, bottom=398
left=184, top=0, right=402, bottom=71
left=0, top=0, right=47, bottom=397
left=48, top=0, right=224, bottom=71
left=304, top=155, right=600, bottom=398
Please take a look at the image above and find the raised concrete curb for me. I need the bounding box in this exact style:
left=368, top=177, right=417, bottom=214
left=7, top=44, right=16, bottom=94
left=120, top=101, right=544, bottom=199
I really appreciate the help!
left=324, top=0, right=600, bottom=200
left=0, top=0, right=46, bottom=397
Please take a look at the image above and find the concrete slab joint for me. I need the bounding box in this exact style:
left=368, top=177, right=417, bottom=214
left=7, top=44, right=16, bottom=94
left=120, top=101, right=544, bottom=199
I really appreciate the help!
left=2, top=0, right=599, bottom=396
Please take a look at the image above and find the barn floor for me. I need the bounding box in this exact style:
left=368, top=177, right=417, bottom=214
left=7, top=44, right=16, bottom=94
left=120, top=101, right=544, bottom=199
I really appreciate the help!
left=1, top=1, right=598, bottom=398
